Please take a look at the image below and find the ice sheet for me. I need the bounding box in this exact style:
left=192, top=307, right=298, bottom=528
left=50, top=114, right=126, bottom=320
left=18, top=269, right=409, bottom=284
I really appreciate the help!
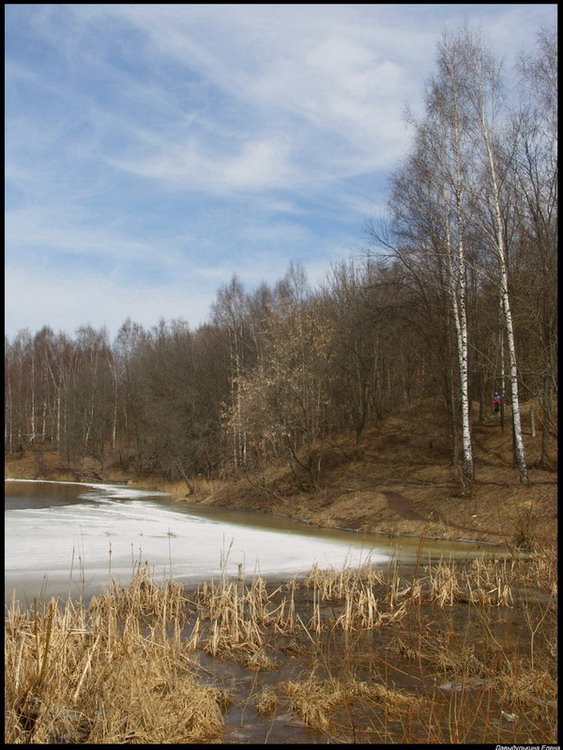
left=5, top=480, right=387, bottom=603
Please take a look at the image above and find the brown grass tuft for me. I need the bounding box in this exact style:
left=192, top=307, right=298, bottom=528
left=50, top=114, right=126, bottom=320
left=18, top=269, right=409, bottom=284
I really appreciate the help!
left=4, top=569, right=231, bottom=744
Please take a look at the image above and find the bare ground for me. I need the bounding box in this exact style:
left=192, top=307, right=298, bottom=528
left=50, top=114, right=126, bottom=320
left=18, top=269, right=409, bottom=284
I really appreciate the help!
left=5, top=401, right=557, bottom=550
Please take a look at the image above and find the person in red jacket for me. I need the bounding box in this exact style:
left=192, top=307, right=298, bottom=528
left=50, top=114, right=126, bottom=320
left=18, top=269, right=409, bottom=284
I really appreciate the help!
left=492, top=392, right=502, bottom=413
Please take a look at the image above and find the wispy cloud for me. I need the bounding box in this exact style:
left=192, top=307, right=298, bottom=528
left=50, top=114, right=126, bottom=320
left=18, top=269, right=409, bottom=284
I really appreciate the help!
left=6, top=3, right=557, bottom=338
left=113, top=133, right=298, bottom=193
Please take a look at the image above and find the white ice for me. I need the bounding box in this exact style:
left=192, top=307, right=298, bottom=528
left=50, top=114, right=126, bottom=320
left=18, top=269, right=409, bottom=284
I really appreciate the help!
left=5, top=481, right=387, bottom=603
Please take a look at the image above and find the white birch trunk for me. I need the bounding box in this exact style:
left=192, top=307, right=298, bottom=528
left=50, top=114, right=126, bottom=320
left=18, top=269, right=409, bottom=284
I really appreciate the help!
left=56, top=392, right=61, bottom=449
left=430, top=53, right=475, bottom=487
left=498, top=300, right=506, bottom=432
left=444, top=192, right=474, bottom=485
left=111, top=361, right=118, bottom=449
left=456, top=233, right=474, bottom=483
left=453, top=113, right=474, bottom=484
left=480, top=97, right=529, bottom=484
left=6, top=380, right=13, bottom=453
left=30, top=353, right=36, bottom=445
left=439, top=78, right=474, bottom=484
left=41, top=399, right=47, bottom=444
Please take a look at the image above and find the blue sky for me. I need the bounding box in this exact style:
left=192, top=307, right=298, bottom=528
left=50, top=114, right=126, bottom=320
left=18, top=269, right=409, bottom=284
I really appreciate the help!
left=5, top=4, right=557, bottom=341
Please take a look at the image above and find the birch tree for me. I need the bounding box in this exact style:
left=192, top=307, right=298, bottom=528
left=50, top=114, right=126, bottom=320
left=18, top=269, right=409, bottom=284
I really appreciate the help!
left=455, top=28, right=529, bottom=483
left=377, top=105, right=476, bottom=486
left=512, top=28, right=557, bottom=468
left=422, top=34, right=477, bottom=485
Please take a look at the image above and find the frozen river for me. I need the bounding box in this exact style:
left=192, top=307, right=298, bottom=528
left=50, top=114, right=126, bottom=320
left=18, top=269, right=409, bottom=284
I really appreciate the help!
left=5, top=479, right=390, bottom=605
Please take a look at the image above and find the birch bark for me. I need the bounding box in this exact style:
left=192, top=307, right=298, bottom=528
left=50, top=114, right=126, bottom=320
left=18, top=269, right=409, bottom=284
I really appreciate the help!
left=476, top=76, right=529, bottom=484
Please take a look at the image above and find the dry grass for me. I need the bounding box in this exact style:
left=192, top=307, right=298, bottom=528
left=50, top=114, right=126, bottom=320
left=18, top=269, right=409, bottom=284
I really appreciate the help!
left=280, top=676, right=426, bottom=733
left=305, top=561, right=385, bottom=600
left=422, top=558, right=516, bottom=607
left=5, top=544, right=558, bottom=744
left=4, top=568, right=231, bottom=744
left=281, top=548, right=556, bottom=742
left=192, top=576, right=288, bottom=662
left=254, top=687, right=278, bottom=716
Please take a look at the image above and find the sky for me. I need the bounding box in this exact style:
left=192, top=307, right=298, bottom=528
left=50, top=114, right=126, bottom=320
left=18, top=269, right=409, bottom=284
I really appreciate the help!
left=5, top=4, right=557, bottom=342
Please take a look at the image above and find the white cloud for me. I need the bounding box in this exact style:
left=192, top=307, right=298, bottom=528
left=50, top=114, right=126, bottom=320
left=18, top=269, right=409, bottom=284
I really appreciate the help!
left=7, top=206, right=145, bottom=260
left=62, top=4, right=427, bottom=192
left=6, top=3, right=556, bottom=338
left=114, top=133, right=297, bottom=193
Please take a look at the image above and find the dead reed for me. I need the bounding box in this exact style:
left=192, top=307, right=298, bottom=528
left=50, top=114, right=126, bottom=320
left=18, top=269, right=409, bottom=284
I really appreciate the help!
left=275, top=548, right=557, bottom=743
left=5, top=567, right=231, bottom=744
left=192, top=576, right=289, bottom=663
left=5, top=543, right=557, bottom=744
left=280, top=676, right=426, bottom=733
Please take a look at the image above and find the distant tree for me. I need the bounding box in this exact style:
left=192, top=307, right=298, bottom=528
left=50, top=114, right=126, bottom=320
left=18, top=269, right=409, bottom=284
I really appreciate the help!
left=322, top=256, right=401, bottom=455
left=229, top=270, right=335, bottom=492
left=211, top=276, right=253, bottom=469
left=4, top=26, right=554, bottom=493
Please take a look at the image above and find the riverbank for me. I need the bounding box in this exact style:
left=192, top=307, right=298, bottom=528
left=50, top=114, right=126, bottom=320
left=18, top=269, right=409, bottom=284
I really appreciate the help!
left=5, top=403, right=558, bottom=744
left=6, top=404, right=557, bottom=551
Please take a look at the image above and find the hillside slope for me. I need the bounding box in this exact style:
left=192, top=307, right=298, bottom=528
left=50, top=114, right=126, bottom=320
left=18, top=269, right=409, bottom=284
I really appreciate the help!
left=197, top=401, right=557, bottom=549
left=5, top=401, right=557, bottom=549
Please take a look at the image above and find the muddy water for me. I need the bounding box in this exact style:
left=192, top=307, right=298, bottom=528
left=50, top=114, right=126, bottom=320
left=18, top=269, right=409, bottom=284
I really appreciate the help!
left=190, top=579, right=556, bottom=744
left=5, top=479, right=502, bottom=607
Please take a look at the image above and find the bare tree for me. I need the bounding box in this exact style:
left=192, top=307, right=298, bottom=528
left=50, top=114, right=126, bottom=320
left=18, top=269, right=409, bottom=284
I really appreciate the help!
left=511, top=28, right=557, bottom=468
left=211, top=276, right=252, bottom=470
left=228, top=275, right=335, bottom=493
left=460, top=29, right=529, bottom=482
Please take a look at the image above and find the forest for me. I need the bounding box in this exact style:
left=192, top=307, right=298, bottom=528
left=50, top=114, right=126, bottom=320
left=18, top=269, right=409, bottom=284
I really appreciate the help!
left=5, top=27, right=557, bottom=495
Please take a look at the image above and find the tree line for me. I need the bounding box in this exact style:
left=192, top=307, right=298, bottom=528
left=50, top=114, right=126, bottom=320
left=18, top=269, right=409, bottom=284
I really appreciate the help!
left=5, top=26, right=557, bottom=492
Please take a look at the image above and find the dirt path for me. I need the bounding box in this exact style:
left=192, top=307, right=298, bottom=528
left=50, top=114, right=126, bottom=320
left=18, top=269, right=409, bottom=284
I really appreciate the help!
left=380, top=490, right=428, bottom=521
